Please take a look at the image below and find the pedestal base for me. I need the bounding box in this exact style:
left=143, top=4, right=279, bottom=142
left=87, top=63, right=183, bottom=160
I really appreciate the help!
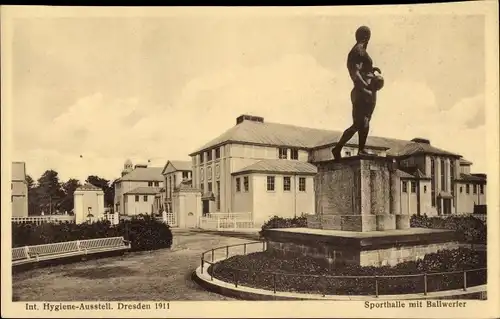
left=262, top=227, right=460, bottom=267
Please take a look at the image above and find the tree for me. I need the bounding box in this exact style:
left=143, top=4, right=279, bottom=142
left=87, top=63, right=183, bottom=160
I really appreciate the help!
left=37, top=170, right=64, bottom=214
left=60, top=178, right=81, bottom=214
left=26, top=175, right=39, bottom=215
left=86, top=175, right=114, bottom=207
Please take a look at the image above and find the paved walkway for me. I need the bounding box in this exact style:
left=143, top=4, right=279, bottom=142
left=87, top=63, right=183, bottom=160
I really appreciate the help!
left=12, top=230, right=254, bottom=301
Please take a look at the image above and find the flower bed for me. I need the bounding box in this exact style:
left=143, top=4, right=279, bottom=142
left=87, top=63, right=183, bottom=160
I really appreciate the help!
left=410, top=214, right=486, bottom=244
left=208, top=248, right=486, bottom=295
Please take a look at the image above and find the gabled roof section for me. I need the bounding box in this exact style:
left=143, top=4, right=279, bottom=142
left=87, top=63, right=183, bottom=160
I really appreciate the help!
left=120, top=167, right=163, bottom=182
left=124, top=187, right=162, bottom=195
left=188, top=120, right=444, bottom=157
left=233, top=159, right=318, bottom=176
left=386, top=141, right=460, bottom=158
left=161, top=160, right=192, bottom=175
left=457, top=173, right=486, bottom=182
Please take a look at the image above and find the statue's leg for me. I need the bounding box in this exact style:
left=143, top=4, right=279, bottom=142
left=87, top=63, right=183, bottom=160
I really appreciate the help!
left=357, top=101, right=375, bottom=155
left=331, top=90, right=360, bottom=160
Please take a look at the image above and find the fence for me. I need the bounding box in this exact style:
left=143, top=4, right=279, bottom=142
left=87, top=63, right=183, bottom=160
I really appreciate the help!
left=12, top=215, right=76, bottom=225
left=199, top=212, right=254, bottom=230
left=12, top=237, right=131, bottom=266
left=200, top=242, right=487, bottom=297
left=155, top=213, right=178, bottom=227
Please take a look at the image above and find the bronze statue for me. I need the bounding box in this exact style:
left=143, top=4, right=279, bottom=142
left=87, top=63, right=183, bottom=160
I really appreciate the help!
left=331, top=26, right=384, bottom=160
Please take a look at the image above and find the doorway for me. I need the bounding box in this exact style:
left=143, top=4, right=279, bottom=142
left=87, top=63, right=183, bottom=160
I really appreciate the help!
left=202, top=200, right=209, bottom=216
left=443, top=198, right=452, bottom=215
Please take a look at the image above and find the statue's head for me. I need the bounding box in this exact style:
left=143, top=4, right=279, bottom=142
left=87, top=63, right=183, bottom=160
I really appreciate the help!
left=355, top=26, right=371, bottom=44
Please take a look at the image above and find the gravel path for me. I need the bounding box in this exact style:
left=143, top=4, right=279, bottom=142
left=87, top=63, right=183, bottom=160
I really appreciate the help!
left=12, top=230, right=256, bottom=301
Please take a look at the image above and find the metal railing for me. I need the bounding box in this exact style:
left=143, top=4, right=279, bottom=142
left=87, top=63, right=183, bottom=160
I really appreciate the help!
left=200, top=241, right=487, bottom=297
left=12, top=237, right=131, bottom=266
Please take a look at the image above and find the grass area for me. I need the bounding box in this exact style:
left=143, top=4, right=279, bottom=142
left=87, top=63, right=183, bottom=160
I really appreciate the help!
left=12, top=230, right=255, bottom=301
left=209, top=248, right=487, bottom=296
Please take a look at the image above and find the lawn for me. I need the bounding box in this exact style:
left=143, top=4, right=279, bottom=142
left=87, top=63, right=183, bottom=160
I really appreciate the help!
left=12, top=230, right=256, bottom=301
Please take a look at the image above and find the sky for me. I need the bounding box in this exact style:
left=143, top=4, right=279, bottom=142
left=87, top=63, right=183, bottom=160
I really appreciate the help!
left=8, top=11, right=487, bottom=182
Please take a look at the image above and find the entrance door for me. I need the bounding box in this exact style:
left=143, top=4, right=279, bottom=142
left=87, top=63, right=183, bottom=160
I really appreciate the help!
left=443, top=198, right=452, bottom=215
left=202, top=200, right=209, bottom=216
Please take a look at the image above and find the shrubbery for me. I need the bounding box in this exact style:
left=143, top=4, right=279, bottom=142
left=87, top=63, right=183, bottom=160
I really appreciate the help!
left=411, top=214, right=486, bottom=244
left=12, top=214, right=172, bottom=252
left=259, top=215, right=307, bottom=236
left=209, top=248, right=486, bottom=295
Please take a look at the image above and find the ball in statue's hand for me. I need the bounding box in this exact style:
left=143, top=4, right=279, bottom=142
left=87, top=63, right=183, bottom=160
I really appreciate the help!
left=371, top=74, right=384, bottom=91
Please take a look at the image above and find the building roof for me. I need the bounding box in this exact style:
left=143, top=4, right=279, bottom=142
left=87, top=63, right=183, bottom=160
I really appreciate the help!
left=233, top=159, right=318, bottom=176
left=386, top=141, right=460, bottom=158
left=124, top=187, right=162, bottom=195
left=459, top=158, right=473, bottom=165
left=119, top=167, right=164, bottom=182
left=162, top=160, right=192, bottom=175
left=76, top=183, right=102, bottom=191
left=189, top=119, right=459, bottom=158
left=398, top=168, right=432, bottom=180
left=398, top=170, right=416, bottom=179
left=457, top=173, right=486, bottom=182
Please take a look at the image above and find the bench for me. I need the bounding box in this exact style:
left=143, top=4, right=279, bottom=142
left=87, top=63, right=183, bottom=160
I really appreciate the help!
left=12, top=237, right=131, bottom=266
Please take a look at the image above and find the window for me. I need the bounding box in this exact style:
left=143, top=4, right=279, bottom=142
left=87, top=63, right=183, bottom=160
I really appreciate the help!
left=208, top=182, right=212, bottom=192
left=480, top=184, right=484, bottom=194
left=430, top=157, right=436, bottom=207
left=424, top=185, right=427, bottom=193
left=200, top=153, right=204, bottom=164
left=215, top=148, right=221, bottom=159
left=244, top=176, right=249, bottom=192
left=267, top=176, right=275, bottom=191
left=148, top=181, right=153, bottom=187
left=473, top=184, right=477, bottom=194
left=135, top=195, right=139, bottom=202
left=450, top=160, right=455, bottom=198
left=200, top=168, right=204, bottom=181
left=143, top=195, right=148, bottom=201
left=460, top=186, right=463, bottom=193
left=402, top=181, right=408, bottom=193
left=182, top=171, right=189, bottom=179
left=345, top=151, right=352, bottom=157
left=299, top=177, right=306, bottom=192
left=216, top=181, right=220, bottom=211
left=206, top=150, right=212, bottom=162
left=154, top=181, right=159, bottom=187
left=283, top=177, right=291, bottom=191
left=410, top=181, right=416, bottom=193
left=291, top=149, right=299, bottom=160
left=466, top=184, right=470, bottom=194
left=201, top=183, right=204, bottom=193
left=440, top=159, right=445, bottom=191
left=236, top=178, right=241, bottom=192
left=278, top=148, right=288, bottom=159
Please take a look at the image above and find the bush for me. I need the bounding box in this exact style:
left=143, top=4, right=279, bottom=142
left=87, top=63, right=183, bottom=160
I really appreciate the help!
left=259, top=215, right=308, bottom=237
left=411, top=214, right=486, bottom=244
left=209, top=248, right=486, bottom=295
left=12, top=214, right=172, bottom=252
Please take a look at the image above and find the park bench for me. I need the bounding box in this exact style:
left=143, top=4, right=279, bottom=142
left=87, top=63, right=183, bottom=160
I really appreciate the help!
left=12, top=237, right=131, bottom=266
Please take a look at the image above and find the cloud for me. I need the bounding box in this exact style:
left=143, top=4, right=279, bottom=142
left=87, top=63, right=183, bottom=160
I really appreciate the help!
left=13, top=54, right=486, bottom=180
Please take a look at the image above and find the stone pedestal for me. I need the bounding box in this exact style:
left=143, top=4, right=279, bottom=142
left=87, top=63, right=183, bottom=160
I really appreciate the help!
left=311, top=155, right=407, bottom=231
left=261, top=155, right=459, bottom=266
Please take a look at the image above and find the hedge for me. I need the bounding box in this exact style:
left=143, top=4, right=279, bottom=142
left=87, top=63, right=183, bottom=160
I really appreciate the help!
left=410, top=214, right=486, bottom=244
left=209, top=248, right=486, bottom=295
left=12, top=214, right=172, bottom=252
left=259, top=215, right=307, bottom=237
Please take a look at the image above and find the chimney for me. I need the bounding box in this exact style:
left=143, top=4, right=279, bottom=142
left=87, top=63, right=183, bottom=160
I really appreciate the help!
left=411, top=138, right=430, bottom=144
left=236, top=114, right=264, bottom=125
left=134, top=164, right=148, bottom=169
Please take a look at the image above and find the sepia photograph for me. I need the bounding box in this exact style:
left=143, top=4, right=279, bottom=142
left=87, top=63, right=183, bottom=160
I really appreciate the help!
left=1, top=2, right=499, bottom=318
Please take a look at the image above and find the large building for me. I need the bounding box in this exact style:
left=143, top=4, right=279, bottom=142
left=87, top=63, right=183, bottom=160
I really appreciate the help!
left=189, top=115, right=487, bottom=226
left=161, top=160, right=193, bottom=213
left=113, top=160, right=164, bottom=216
left=11, top=161, right=28, bottom=217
